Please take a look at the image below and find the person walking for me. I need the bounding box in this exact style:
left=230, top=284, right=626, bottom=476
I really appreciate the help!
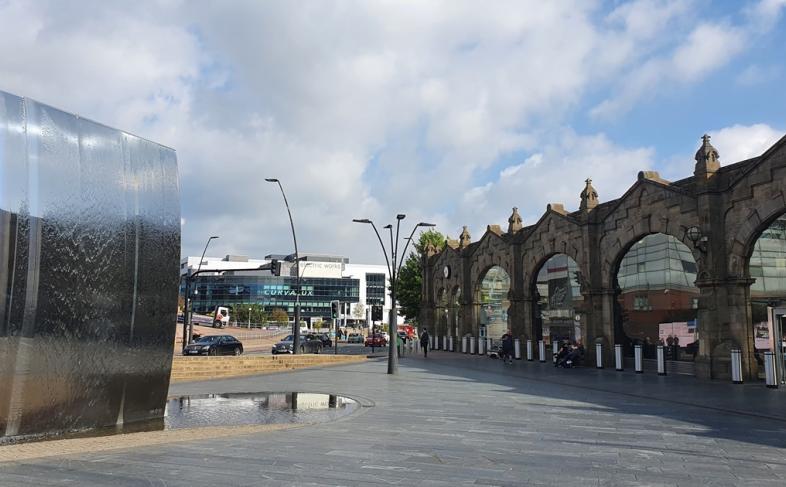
left=420, top=329, right=430, bottom=358
left=501, top=329, right=514, bottom=364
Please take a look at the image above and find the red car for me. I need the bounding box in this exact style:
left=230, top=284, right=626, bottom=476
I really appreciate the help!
left=364, top=334, right=387, bottom=347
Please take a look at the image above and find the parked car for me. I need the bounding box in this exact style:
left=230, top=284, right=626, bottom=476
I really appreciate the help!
left=365, top=334, right=388, bottom=347
left=183, top=335, right=243, bottom=356
left=311, top=333, right=332, bottom=347
left=272, top=335, right=323, bottom=354
left=347, top=333, right=364, bottom=344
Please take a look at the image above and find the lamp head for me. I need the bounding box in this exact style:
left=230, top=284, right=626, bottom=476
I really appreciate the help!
left=353, top=218, right=372, bottom=224
left=264, top=178, right=279, bottom=183
left=396, top=214, right=406, bottom=220
left=209, top=235, right=219, bottom=240
left=383, top=224, right=392, bottom=229
left=686, top=226, right=701, bottom=243
left=418, top=222, right=436, bottom=227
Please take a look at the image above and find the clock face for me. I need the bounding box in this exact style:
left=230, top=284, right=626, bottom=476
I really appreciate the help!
left=443, top=265, right=451, bottom=278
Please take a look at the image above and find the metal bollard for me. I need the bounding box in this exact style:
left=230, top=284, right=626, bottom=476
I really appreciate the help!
left=462, top=336, right=467, bottom=354
left=595, top=342, right=603, bottom=369
left=553, top=340, right=560, bottom=355
left=656, top=345, right=666, bottom=376
left=538, top=340, right=546, bottom=363
left=478, top=337, right=486, bottom=355
left=415, top=338, right=419, bottom=352
left=634, top=344, right=643, bottom=374
left=765, top=351, right=778, bottom=388
left=449, top=335, right=454, bottom=352
left=731, top=348, right=743, bottom=384
left=487, top=337, right=493, bottom=356
left=514, top=338, right=521, bottom=360
left=615, top=344, right=623, bottom=371
left=440, top=336, right=444, bottom=351
left=526, top=339, right=533, bottom=361
left=470, top=336, right=476, bottom=354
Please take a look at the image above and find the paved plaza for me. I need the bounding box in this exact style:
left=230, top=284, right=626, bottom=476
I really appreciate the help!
left=1, top=351, right=786, bottom=486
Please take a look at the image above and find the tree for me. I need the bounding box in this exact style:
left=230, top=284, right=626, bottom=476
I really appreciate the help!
left=396, top=229, right=446, bottom=323
left=233, top=304, right=268, bottom=327
left=352, top=303, right=365, bottom=321
left=270, top=308, right=289, bottom=323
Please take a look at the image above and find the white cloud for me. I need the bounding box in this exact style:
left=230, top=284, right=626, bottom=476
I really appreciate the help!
left=456, top=131, right=655, bottom=237
left=0, top=0, right=781, bottom=264
left=709, top=124, right=784, bottom=163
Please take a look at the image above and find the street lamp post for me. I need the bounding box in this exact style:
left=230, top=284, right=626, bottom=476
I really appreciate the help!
left=248, top=307, right=252, bottom=329
left=353, top=216, right=435, bottom=374
left=185, top=235, right=219, bottom=347
left=265, top=178, right=302, bottom=354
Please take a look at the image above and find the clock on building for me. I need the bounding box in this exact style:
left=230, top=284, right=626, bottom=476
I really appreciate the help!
left=443, top=265, right=451, bottom=278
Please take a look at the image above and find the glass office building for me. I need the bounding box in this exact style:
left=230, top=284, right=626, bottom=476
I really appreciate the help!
left=190, top=274, right=359, bottom=321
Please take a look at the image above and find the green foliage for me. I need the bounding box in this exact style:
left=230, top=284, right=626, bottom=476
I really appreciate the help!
left=233, top=304, right=268, bottom=327
left=270, top=307, right=289, bottom=323
left=396, top=229, right=446, bottom=322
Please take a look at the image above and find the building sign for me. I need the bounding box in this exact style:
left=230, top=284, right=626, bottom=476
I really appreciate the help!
left=264, top=289, right=314, bottom=297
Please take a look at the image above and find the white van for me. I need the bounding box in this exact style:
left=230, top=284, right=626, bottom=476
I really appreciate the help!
left=213, top=306, right=230, bottom=328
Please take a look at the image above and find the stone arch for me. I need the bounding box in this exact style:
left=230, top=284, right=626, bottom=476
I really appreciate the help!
left=598, top=182, right=702, bottom=289
left=467, top=232, right=514, bottom=291
left=521, top=212, right=587, bottom=293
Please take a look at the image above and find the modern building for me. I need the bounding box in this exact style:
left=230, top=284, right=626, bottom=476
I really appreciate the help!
left=180, top=253, right=398, bottom=327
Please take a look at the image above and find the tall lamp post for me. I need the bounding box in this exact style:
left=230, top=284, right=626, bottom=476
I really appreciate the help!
left=265, top=178, right=302, bottom=354
left=353, top=216, right=435, bottom=374
left=185, top=235, right=219, bottom=347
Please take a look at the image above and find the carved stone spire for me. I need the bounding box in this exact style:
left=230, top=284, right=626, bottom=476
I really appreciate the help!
left=694, top=134, right=720, bottom=179
left=507, top=207, right=523, bottom=234
left=579, top=178, right=599, bottom=211
left=458, top=226, right=471, bottom=248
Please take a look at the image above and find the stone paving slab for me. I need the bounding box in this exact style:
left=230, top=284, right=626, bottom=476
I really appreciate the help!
left=1, top=355, right=785, bottom=486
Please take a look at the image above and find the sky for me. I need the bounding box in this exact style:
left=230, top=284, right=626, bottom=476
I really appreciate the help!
left=1, top=0, right=785, bottom=265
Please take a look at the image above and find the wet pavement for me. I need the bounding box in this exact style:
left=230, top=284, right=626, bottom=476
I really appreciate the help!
left=1, top=352, right=785, bottom=486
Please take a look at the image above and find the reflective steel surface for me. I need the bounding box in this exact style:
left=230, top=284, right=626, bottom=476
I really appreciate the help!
left=0, top=90, right=180, bottom=441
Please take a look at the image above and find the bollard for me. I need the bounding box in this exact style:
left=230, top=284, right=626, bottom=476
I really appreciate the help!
left=487, top=337, right=493, bottom=356
left=538, top=340, right=546, bottom=363
left=656, top=345, right=666, bottom=376
left=470, top=336, right=476, bottom=355
left=526, top=339, right=533, bottom=361
left=553, top=340, right=560, bottom=355
left=514, top=338, right=521, bottom=360
left=615, top=344, right=623, bottom=371
left=595, top=342, right=603, bottom=369
left=415, top=338, right=419, bottom=353
left=462, top=336, right=467, bottom=354
left=441, top=336, right=445, bottom=351
left=449, top=335, right=454, bottom=352
left=765, top=351, right=778, bottom=388
left=634, top=344, right=643, bottom=374
left=478, top=337, right=486, bottom=355
left=730, top=348, right=743, bottom=384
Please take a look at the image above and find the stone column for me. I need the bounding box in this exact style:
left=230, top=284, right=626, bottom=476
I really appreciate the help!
left=695, top=278, right=756, bottom=380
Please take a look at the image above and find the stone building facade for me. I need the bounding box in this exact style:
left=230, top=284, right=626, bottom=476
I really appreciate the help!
left=421, top=134, right=786, bottom=381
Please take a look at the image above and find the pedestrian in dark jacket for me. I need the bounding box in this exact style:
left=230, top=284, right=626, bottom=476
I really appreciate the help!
left=501, top=329, right=514, bottom=364
left=420, top=330, right=430, bottom=358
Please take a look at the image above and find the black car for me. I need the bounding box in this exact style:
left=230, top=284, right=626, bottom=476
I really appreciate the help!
left=310, top=333, right=332, bottom=347
left=272, top=335, right=323, bottom=354
left=183, top=335, right=244, bottom=356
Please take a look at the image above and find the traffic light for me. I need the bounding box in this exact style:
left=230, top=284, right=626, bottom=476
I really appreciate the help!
left=331, top=301, right=339, bottom=319
left=372, top=305, right=383, bottom=321
left=270, top=259, right=280, bottom=276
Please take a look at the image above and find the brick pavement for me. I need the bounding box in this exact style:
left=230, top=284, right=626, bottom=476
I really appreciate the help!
left=1, top=352, right=785, bottom=486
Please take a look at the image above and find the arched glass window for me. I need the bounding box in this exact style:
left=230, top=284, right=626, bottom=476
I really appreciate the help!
left=615, top=233, right=699, bottom=362
left=479, top=266, right=510, bottom=338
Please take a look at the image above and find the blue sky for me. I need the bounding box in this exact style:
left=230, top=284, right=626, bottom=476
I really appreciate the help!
left=1, top=0, right=785, bottom=264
